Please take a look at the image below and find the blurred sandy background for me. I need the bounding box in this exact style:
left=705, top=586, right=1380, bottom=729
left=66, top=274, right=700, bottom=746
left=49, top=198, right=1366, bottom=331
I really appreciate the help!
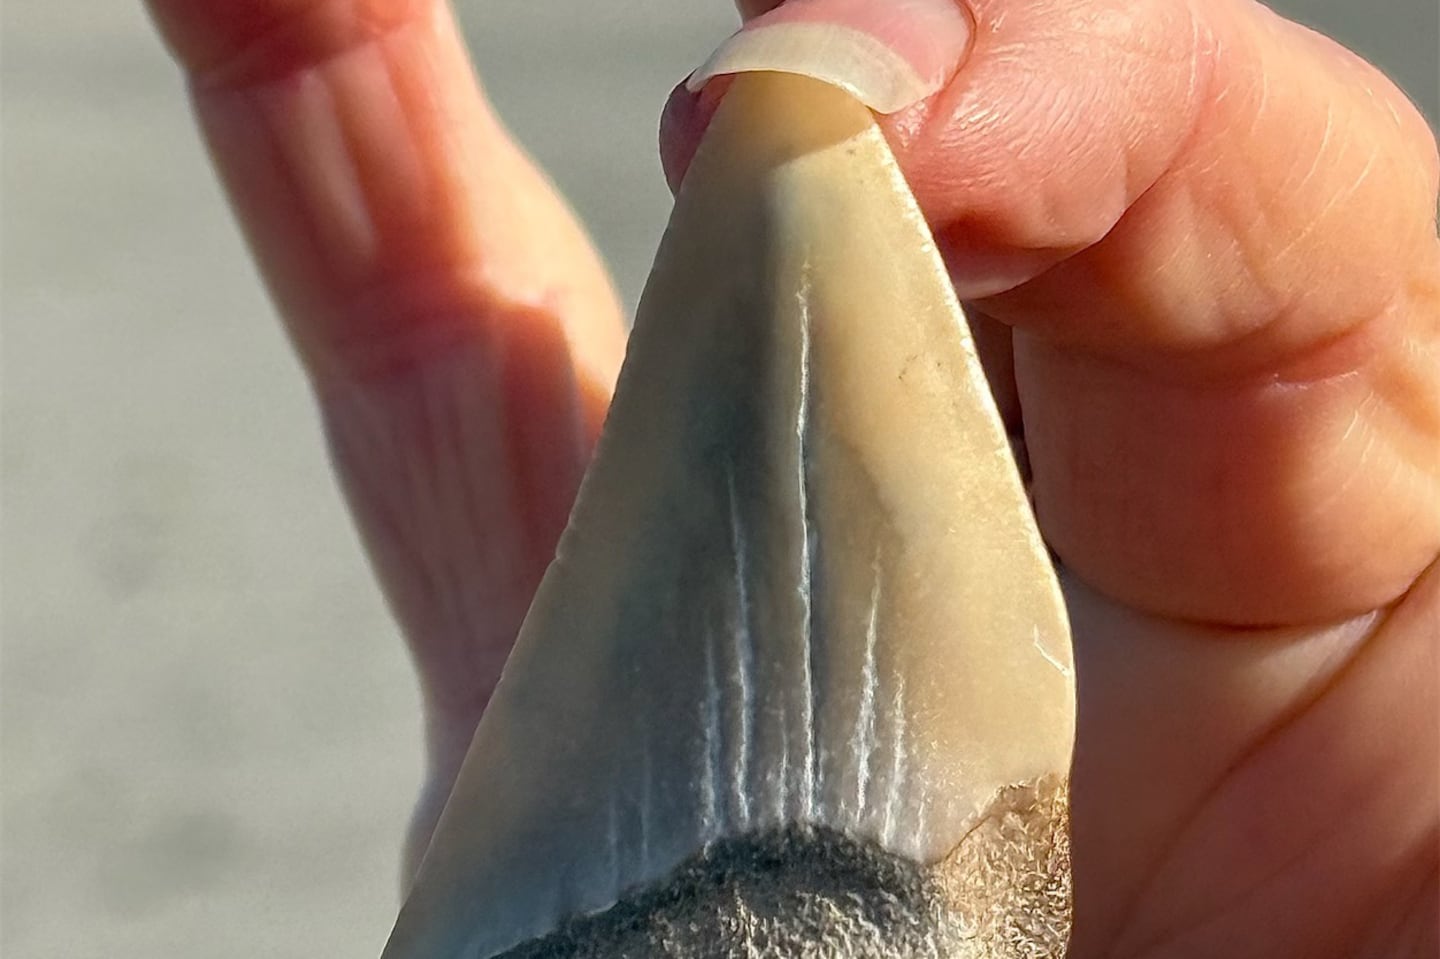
left=1, top=2, right=1434, bottom=957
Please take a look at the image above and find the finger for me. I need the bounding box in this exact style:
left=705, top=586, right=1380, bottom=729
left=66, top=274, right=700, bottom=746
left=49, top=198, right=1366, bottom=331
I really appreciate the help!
left=664, top=0, right=1440, bottom=625
left=148, top=0, right=624, bottom=392
left=735, top=0, right=782, bottom=19
left=1064, top=564, right=1438, bottom=955
left=145, top=0, right=627, bottom=852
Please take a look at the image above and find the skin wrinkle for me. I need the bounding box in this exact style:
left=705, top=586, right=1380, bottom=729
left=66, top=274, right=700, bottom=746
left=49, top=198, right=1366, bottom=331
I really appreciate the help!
left=1125, top=822, right=1414, bottom=959
left=1226, top=107, right=1417, bottom=351
left=1011, top=312, right=1372, bottom=417
left=1002, top=76, right=1435, bottom=623
left=1132, top=770, right=1434, bottom=957
left=1345, top=407, right=1419, bottom=525
left=1288, top=101, right=1335, bottom=200
left=1277, top=138, right=1385, bottom=271
left=976, top=11, right=1423, bottom=364
left=1126, top=823, right=1353, bottom=959
left=1091, top=606, right=1381, bottom=955
left=309, top=267, right=605, bottom=427
left=199, top=91, right=333, bottom=318
left=208, top=82, right=478, bottom=374
left=1149, top=171, right=1280, bottom=354
left=1301, top=389, right=1376, bottom=520
left=317, top=304, right=586, bottom=727
left=1102, top=559, right=1439, bottom=957
left=337, top=396, right=488, bottom=700
left=1366, top=851, right=1437, bottom=957
left=1350, top=865, right=1423, bottom=959
left=1244, top=41, right=1271, bottom=142
left=1391, top=319, right=1440, bottom=457
left=499, top=308, right=589, bottom=578
left=913, top=0, right=1213, bottom=263
left=1068, top=590, right=1351, bottom=951
left=259, top=72, right=379, bottom=277
left=1125, top=671, right=1433, bottom=957
left=1385, top=866, right=1440, bottom=958
left=189, top=0, right=626, bottom=401
left=1290, top=411, right=1434, bottom=613
left=320, top=349, right=524, bottom=887
left=1247, top=372, right=1422, bottom=617
left=324, top=44, right=422, bottom=248
left=179, top=0, right=431, bottom=91
left=1361, top=312, right=1440, bottom=507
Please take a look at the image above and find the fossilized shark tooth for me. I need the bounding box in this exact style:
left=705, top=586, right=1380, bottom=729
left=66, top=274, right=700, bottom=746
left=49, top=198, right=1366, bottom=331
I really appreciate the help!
left=382, top=71, right=1075, bottom=959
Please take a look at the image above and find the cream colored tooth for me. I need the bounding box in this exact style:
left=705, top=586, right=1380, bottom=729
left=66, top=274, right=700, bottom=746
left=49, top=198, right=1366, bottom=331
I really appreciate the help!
left=383, top=73, right=1075, bottom=959
left=685, top=22, right=934, bottom=114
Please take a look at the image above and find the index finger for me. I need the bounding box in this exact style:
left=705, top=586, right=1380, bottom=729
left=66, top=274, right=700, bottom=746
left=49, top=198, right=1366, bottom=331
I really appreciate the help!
left=145, top=0, right=625, bottom=394
left=144, top=1, right=629, bottom=852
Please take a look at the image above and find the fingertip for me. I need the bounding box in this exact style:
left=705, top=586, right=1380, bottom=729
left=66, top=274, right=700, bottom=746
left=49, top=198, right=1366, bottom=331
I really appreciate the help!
left=664, top=0, right=973, bottom=189
left=690, top=0, right=972, bottom=113
left=735, top=0, right=783, bottom=20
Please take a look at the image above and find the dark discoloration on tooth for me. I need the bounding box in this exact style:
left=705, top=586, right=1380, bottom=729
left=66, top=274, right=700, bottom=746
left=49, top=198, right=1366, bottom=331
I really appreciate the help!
left=495, top=825, right=950, bottom=959
left=495, top=776, right=1070, bottom=959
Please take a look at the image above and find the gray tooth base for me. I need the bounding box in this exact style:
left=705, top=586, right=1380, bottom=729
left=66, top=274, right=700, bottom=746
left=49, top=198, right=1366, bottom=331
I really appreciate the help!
left=493, top=776, right=1070, bottom=959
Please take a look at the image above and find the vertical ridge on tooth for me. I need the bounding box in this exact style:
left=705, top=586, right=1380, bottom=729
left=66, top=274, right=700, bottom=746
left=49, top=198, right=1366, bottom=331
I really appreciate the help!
left=881, top=676, right=909, bottom=849
left=851, top=545, right=881, bottom=825
left=699, top=620, right=721, bottom=836
left=724, top=465, right=756, bottom=831
left=383, top=72, right=1074, bottom=959
left=795, top=272, right=819, bottom=826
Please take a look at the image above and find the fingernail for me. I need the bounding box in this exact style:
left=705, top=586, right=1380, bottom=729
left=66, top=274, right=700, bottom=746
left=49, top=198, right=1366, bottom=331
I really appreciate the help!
left=687, top=0, right=972, bottom=114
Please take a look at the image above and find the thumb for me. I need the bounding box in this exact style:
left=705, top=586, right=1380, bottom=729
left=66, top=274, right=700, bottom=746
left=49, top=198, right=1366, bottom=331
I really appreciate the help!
left=663, top=0, right=1440, bottom=626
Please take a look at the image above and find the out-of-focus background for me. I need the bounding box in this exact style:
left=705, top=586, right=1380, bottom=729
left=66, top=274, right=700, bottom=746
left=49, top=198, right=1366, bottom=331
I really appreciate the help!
left=1, top=2, right=1435, bottom=957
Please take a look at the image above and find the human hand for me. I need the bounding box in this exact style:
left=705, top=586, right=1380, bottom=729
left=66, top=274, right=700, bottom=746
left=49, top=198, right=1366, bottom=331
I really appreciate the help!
left=144, top=0, right=1437, bottom=955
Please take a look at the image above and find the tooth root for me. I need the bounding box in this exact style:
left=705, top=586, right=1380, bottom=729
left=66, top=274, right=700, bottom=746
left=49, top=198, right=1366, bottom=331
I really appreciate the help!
left=383, top=72, right=1075, bottom=959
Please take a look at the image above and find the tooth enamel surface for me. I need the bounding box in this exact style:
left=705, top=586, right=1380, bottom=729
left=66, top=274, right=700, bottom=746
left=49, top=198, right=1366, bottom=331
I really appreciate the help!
left=383, top=73, right=1074, bottom=959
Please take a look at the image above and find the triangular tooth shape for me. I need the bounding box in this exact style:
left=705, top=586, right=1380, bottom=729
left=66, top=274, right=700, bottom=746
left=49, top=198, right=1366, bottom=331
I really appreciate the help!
left=383, top=73, right=1075, bottom=959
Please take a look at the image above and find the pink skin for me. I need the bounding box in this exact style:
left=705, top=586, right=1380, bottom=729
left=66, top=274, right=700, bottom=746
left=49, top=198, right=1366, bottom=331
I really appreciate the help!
left=664, top=0, right=1440, bottom=628
left=730, top=0, right=975, bottom=90
left=145, top=0, right=1437, bottom=955
left=148, top=0, right=625, bottom=875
